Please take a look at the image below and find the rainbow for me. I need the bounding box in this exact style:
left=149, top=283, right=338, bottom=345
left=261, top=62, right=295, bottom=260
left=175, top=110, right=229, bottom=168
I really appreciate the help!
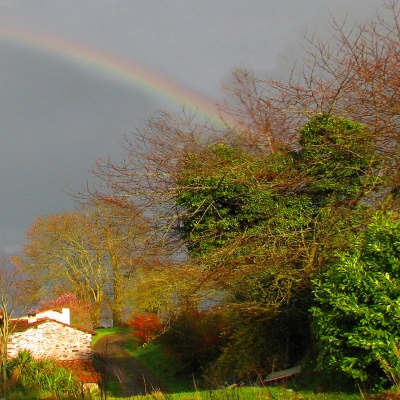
left=0, top=24, right=236, bottom=127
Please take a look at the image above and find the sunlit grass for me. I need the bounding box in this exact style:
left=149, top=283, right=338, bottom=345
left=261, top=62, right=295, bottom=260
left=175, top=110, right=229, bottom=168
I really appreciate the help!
left=104, top=385, right=363, bottom=400
left=92, top=326, right=129, bottom=345
left=125, top=339, right=195, bottom=393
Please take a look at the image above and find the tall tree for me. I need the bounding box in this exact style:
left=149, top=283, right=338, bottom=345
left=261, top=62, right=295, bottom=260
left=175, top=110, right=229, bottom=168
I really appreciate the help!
left=13, top=201, right=148, bottom=326
left=174, top=115, right=380, bottom=315
left=13, top=211, right=108, bottom=327
left=84, top=200, right=150, bottom=325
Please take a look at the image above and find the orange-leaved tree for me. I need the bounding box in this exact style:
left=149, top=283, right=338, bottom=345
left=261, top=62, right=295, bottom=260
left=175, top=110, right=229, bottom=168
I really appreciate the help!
left=13, top=200, right=149, bottom=327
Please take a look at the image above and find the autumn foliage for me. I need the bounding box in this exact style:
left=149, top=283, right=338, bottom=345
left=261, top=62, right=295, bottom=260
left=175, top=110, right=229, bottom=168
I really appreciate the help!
left=130, top=313, right=164, bottom=344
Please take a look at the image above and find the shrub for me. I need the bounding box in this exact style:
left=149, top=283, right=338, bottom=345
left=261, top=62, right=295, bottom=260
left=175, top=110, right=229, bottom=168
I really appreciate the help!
left=7, top=350, right=81, bottom=398
left=130, top=313, right=164, bottom=344
left=205, top=308, right=311, bottom=387
left=312, top=211, right=400, bottom=389
left=158, top=309, right=229, bottom=374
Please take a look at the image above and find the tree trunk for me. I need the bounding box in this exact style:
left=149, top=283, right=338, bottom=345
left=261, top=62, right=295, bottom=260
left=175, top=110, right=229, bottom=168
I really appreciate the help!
left=112, top=276, right=123, bottom=327
left=0, top=347, right=6, bottom=399
left=0, top=316, right=9, bottom=399
left=91, top=301, right=102, bottom=329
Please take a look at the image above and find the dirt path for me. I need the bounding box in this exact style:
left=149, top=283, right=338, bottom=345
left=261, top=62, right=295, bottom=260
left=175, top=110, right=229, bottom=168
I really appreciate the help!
left=92, top=331, right=168, bottom=397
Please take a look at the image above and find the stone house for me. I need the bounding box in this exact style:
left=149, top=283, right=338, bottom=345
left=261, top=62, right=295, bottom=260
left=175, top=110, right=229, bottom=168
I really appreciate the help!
left=6, top=308, right=100, bottom=392
left=7, top=308, right=96, bottom=361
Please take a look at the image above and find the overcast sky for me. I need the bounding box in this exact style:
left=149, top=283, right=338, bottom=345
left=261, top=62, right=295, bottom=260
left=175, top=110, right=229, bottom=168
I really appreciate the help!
left=0, top=0, right=387, bottom=253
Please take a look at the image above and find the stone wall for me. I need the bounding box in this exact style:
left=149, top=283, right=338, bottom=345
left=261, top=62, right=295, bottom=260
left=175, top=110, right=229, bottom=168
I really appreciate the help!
left=8, top=321, right=93, bottom=360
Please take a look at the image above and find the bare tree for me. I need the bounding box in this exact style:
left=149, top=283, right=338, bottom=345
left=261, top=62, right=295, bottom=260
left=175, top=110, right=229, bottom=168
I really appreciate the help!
left=222, top=0, right=400, bottom=196
left=0, top=252, right=38, bottom=398
left=13, top=200, right=151, bottom=327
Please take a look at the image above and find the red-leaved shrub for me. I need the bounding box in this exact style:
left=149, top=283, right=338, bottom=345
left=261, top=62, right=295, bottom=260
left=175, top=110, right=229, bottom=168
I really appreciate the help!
left=130, top=313, right=164, bottom=344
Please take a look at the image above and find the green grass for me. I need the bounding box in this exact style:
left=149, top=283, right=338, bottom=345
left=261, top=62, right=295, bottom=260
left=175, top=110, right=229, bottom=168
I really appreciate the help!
left=124, top=338, right=195, bottom=393
left=4, top=386, right=364, bottom=400
left=122, top=340, right=363, bottom=399
left=93, top=327, right=195, bottom=394
left=92, top=326, right=129, bottom=345
left=103, top=385, right=363, bottom=399
left=4, top=328, right=394, bottom=399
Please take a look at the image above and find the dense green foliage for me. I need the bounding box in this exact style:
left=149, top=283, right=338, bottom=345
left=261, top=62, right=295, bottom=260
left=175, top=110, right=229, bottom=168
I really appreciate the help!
left=7, top=350, right=81, bottom=399
left=175, top=114, right=378, bottom=302
left=298, top=114, right=380, bottom=203
left=312, top=211, right=400, bottom=388
left=172, top=114, right=380, bottom=379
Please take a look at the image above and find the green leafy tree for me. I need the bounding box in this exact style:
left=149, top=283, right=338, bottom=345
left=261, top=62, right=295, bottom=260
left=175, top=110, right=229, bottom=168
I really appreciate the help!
left=87, top=1, right=400, bottom=380
left=175, top=115, right=379, bottom=316
left=171, top=114, right=380, bottom=376
left=312, top=211, right=400, bottom=387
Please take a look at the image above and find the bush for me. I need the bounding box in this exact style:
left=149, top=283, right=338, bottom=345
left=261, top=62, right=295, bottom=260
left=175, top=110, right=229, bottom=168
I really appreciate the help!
left=130, top=313, right=164, bottom=344
left=158, top=309, right=229, bottom=374
left=205, top=308, right=311, bottom=387
left=312, top=211, right=400, bottom=389
left=7, top=350, right=81, bottom=398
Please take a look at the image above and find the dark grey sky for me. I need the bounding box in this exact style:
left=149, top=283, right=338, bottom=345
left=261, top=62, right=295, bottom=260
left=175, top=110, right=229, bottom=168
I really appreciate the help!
left=0, top=0, right=386, bottom=253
